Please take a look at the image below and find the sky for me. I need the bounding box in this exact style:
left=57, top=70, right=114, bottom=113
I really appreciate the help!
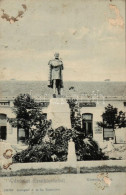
left=0, top=0, right=125, bottom=81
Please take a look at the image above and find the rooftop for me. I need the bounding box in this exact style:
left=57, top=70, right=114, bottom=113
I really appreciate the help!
left=0, top=81, right=126, bottom=101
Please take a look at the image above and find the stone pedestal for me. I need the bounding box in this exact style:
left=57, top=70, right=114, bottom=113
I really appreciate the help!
left=47, top=98, right=71, bottom=129
left=67, top=139, right=77, bottom=167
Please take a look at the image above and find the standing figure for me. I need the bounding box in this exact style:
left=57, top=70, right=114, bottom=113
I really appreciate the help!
left=48, top=53, right=64, bottom=97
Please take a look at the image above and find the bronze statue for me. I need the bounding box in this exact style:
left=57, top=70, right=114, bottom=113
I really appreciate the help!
left=48, top=53, right=64, bottom=97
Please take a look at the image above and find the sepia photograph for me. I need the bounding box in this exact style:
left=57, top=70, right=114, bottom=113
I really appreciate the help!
left=0, top=0, right=126, bottom=194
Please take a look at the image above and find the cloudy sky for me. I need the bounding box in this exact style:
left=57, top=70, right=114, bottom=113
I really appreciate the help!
left=0, top=0, right=125, bottom=81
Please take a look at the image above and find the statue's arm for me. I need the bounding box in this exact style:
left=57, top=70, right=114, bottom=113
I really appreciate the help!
left=61, top=61, right=64, bottom=70
left=48, top=60, right=52, bottom=69
left=48, top=60, right=51, bottom=66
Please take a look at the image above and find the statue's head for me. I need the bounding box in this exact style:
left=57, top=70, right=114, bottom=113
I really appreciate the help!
left=54, top=52, right=59, bottom=59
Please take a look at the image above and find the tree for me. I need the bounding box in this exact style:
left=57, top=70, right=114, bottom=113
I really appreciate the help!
left=67, top=99, right=82, bottom=131
left=97, top=104, right=126, bottom=130
left=8, top=94, right=49, bottom=142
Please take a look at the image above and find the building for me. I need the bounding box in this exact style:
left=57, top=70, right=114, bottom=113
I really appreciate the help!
left=0, top=81, right=126, bottom=145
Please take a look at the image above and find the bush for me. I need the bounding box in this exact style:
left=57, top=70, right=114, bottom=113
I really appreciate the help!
left=13, top=126, right=72, bottom=163
left=13, top=143, right=55, bottom=163
left=75, top=136, right=108, bottom=161
left=13, top=126, right=108, bottom=163
left=49, top=126, right=73, bottom=161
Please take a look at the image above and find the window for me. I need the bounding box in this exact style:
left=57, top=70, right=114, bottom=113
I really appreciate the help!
left=17, top=128, right=26, bottom=143
left=0, top=114, right=7, bottom=140
left=103, top=128, right=114, bottom=140
left=0, top=101, right=10, bottom=106
left=103, top=118, right=114, bottom=140
left=82, top=113, right=93, bottom=137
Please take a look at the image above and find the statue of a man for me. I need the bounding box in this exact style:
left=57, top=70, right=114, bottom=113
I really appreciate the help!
left=48, top=53, right=64, bottom=97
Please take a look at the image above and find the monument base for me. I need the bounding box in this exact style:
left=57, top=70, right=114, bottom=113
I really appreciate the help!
left=67, top=139, right=77, bottom=161
left=67, top=139, right=77, bottom=167
left=47, top=98, right=71, bottom=129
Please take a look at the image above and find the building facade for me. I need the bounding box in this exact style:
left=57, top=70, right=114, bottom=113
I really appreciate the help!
left=0, top=96, right=126, bottom=146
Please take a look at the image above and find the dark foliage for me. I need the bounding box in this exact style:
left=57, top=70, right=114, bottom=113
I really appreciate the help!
left=13, top=126, right=72, bottom=163
left=8, top=94, right=49, bottom=142
left=13, top=143, right=55, bottom=163
left=74, top=137, right=108, bottom=160
left=67, top=99, right=82, bottom=130
left=97, top=104, right=126, bottom=129
left=49, top=127, right=73, bottom=161
left=13, top=126, right=107, bottom=162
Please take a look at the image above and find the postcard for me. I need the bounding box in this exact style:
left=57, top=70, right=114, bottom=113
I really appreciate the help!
left=0, top=0, right=126, bottom=194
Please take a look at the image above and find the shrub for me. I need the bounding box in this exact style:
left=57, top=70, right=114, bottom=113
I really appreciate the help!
left=74, top=137, right=108, bottom=161
left=13, top=126, right=108, bottom=162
